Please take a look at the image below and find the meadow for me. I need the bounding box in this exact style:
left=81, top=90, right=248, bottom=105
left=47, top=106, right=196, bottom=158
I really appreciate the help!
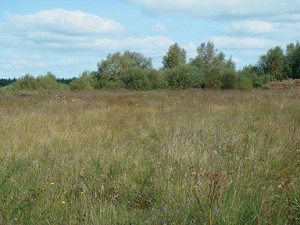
left=0, top=89, right=299, bottom=224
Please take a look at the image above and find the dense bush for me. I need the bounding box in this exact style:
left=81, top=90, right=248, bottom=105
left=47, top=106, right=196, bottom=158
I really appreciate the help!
left=14, top=73, right=67, bottom=91
left=121, top=67, right=151, bottom=90
left=15, top=74, right=38, bottom=90
left=238, top=76, right=253, bottom=90
left=69, top=71, right=95, bottom=91
left=221, top=70, right=238, bottom=89
left=165, top=64, right=203, bottom=89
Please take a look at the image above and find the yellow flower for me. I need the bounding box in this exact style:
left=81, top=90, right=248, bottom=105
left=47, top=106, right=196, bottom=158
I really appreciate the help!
left=50, top=182, right=55, bottom=185
left=214, top=150, right=218, bottom=155
left=81, top=192, right=85, bottom=195
left=191, top=171, right=197, bottom=175
left=157, top=161, right=160, bottom=165
left=61, top=201, right=66, bottom=204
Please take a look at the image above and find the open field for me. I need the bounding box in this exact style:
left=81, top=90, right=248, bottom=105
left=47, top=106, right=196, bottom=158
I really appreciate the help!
left=0, top=89, right=299, bottom=224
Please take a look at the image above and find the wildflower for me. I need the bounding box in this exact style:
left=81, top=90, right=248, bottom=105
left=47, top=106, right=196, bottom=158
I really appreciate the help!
left=157, top=161, right=160, bottom=165
left=81, top=191, right=85, bottom=195
left=215, top=208, right=220, bottom=216
left=50, top=182, right=55, bottom=185
left=185, top=200, right=189, bottom=205
left=214, top=150, right=218, bottom=155
left=191, top=171, right=196, bottom=175
left=171, top=193, right=176, bottom=197
left=61, top=201, right=66, bottom=204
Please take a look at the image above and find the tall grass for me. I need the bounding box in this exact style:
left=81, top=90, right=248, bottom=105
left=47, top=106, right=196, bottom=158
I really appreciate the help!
left=0, top=89, right=299, bottom=224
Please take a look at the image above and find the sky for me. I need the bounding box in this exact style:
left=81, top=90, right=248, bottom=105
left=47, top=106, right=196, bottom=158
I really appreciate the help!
left=0, top=0, right=299, bottom=78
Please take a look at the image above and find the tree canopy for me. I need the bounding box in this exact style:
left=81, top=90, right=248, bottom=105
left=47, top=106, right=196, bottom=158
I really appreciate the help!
left=162, top=43, right=187, bottom=69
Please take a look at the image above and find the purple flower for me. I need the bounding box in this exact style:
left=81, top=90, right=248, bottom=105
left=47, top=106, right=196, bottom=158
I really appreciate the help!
left=215, top=208, right=220, bottom=216
left=161, top=207, right=165, bottom=211
left=171, top=193, right=176, bottom=197
left=185, top=200, right=189, bottom=205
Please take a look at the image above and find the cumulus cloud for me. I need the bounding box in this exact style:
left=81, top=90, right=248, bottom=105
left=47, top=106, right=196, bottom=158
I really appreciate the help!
left=0, top=9, right=175, bottom=77
left=126, top=0, right=300, bottom=20
left=211, top=36, right=280, bottom=50
left=4, top=9, right=125, bottom=36
left=0, top=9, right=174, bottom=52
left=227, top=20, right=275, bottom=34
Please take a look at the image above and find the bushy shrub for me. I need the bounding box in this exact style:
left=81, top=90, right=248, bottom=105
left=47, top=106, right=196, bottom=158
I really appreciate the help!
left=238, top=76, right=253, bottom=90
left=121, top=67, right=151, bottom=90
left=69, top=72, right=94, bottom=91
left=165, top=64, right=203, bottom=89
left=14, top=73, right=68, bottom=92
left=15, top=74, right=38, bottom=90
left=36, top=73, right=61, bottom=90
left=203, top=69, right=222, bottom=89
left=221, top=71, right=238, bottom=89
left=144, top=69, right=168, bottom=89
left=251, top=73, right=276, bottom=88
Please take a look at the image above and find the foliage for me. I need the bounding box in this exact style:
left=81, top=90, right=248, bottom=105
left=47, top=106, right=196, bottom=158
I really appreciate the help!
left=36, top=72, right=62, bottom=90
left=258, top=46, right=285, bottom=80
left=121, top=67, right=151, bottom=90
left=191, top=42, right=236, bottom=89
left=14, top=73, right=67, bottom=91
left=164, top=64, right=203, bottom=89
left=69, top=71, right=95, bottom=91
left=144, top=69, right=168, bottom=89
left=3, top=40, right=300, bottom=91
left=0, top=78, right=17, bottom=87
left=15, top=74, right=38, bottom=90
left=238, top=76, right=253, bottom=90
left=96, top=51, right=152, bottom=83
left=285, top=42, right=300, bottom=79
left=162, top=43, right=187, bottom=69
left=203, top=69, right=222, bottom=89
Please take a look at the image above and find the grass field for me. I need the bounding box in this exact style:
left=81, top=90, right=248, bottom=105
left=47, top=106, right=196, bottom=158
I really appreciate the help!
left=0, top=89, right=299, bottom=224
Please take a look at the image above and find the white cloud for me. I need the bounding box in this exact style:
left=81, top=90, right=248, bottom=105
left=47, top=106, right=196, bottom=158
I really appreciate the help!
left=0, top=9, right=175, bottom=77
left=127, top=0, right=300, bottom=20
left=0, top=9, right=174, bottom=53
left=227, top=20, right=275, bottom=34
left=211, top=36, right=280, bottom=50
left=4, top=9, right=125, bottom=36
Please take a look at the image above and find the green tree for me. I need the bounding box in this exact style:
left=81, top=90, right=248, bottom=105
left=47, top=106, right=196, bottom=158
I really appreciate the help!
left=285, top=42, right=300, bottom=79
left=191, top=42, right=236, bottom=89
left=258, top=46, right=285, bottom=80
left=162, top=43, right=187, bottom=69
left=96, top=51, right=152, bottom=88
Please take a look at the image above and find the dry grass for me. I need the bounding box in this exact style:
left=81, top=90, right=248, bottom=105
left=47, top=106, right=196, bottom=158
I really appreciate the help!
left=0, top=89, right=299, bottom=224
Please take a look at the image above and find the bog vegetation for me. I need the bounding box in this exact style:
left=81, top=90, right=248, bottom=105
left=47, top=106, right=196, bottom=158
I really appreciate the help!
left=0, top=89, right=299, bottom=224
left=0, top=41, right=299, bottom=224
left=0, top=41, right=300, bottom=91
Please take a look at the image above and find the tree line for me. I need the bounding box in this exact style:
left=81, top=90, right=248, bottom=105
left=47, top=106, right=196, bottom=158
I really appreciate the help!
left=1, top=41, right=299, bottom=91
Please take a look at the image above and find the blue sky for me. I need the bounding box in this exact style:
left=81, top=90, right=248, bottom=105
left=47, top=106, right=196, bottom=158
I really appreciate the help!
left=0, top=0, right=299, bottom=78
